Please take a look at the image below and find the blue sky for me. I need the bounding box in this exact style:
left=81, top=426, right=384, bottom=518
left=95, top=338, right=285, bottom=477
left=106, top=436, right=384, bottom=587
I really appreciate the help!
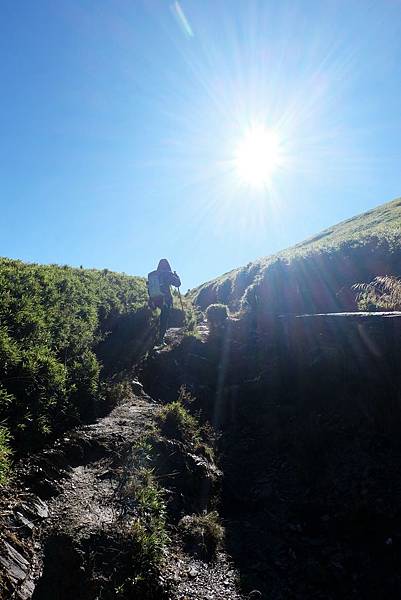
left=1, top=0, right=401, bottom=290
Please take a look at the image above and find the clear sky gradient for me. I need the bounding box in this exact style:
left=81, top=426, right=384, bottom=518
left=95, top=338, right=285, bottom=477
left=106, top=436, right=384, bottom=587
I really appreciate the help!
left=1, top=1, right=401, bottom=290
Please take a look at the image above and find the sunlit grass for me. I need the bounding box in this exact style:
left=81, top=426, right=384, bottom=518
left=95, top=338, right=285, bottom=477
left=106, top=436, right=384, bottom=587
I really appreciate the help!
left=190, top=197, right=401, bottom=308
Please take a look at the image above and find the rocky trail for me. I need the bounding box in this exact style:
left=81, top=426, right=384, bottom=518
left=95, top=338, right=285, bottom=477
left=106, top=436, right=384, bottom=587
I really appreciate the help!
left=0, top=326, right=244, bottom=600
left=40, top=394, right=156, bottom=534
left=3, top=311, right=401, bottom=599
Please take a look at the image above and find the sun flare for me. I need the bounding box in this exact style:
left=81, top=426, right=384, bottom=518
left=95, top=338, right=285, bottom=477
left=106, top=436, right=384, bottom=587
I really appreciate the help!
left=234, top=125, right=283, bottom=188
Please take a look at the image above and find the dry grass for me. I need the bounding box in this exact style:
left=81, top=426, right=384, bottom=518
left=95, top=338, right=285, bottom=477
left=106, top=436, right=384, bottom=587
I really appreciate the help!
left=353, top=275, right=401, bottom=311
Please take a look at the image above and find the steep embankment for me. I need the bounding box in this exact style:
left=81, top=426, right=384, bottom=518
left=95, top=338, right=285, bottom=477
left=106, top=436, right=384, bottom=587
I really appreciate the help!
left=191, top=197, right=401, bottom=314
left=140, top=312, right=401, bottom=599
left=0, top=258, right=157, bottom=479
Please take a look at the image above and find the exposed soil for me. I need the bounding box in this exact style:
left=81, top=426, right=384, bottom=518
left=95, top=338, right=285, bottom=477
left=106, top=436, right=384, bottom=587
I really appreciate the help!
left=36, top=394, right=156, bottom=539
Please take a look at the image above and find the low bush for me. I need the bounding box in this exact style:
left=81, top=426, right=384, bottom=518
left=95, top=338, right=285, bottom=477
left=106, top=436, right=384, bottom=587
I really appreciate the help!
left=114, top=451, right=170, bottom=596
left=171, top=291, right=199, bottom=333
left=152, top=391, right=220, bottom=521
left=0, top=258, right=153, bottom=455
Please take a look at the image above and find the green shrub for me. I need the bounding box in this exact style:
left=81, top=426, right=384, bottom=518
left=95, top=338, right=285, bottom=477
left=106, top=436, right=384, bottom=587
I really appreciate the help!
left=111, top=465, right=169, bottom=599
left=205, top=303, right=228, bottom=331
left=119, top=449, right=169, bottom=575
left=0, top=258, right=152, bottom=454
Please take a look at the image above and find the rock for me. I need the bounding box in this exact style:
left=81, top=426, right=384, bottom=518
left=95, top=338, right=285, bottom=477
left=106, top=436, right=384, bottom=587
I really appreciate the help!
left=0, top=540, right=30, bottom=584
left=17, top=578, right=36, bottom=600
left=29, top=498, right=49, bottom=519
left=97, top=470, right=113, bottom=480
left=131, top=379, right=144, bottom=394
left=14, top=511, right=35, bottom=535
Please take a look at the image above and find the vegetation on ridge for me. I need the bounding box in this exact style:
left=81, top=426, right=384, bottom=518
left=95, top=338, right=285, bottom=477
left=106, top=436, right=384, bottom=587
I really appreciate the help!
left=178, top=511, right=225, bottom=560
left=191, top=197, right=401, bottom=314
left=0, top=257, right=153, bottom=477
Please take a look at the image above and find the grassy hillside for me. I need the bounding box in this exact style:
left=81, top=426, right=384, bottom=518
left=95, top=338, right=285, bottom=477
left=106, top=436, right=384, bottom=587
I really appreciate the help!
left=191, top=197, right=401, bottom=314
left=0, top=258, right=154, bottom=479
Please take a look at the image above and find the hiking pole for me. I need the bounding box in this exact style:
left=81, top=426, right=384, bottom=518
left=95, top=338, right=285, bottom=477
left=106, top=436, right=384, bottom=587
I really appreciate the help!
left=177, top=287, right=187, bottom=327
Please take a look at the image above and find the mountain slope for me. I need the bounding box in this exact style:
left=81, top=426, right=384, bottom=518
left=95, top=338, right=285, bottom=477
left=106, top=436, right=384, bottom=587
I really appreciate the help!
left=191, top=197, right=401, bottom=314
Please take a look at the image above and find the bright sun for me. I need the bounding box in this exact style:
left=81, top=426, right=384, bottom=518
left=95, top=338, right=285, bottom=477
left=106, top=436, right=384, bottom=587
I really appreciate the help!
left=234, top=125, right=283, bottom=188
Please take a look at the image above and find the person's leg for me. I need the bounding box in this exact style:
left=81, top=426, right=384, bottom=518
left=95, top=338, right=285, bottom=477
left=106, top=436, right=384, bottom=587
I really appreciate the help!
left=159, top=303, right=170, bottom=342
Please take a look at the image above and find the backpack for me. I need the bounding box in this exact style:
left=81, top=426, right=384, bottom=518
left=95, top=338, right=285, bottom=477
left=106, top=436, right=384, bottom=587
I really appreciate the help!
left=147, top=270, right=164, bottom=308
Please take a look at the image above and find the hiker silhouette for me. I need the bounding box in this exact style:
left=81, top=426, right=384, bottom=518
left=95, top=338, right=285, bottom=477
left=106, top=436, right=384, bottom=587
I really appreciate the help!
left=147, top=259, right=181, bottom=343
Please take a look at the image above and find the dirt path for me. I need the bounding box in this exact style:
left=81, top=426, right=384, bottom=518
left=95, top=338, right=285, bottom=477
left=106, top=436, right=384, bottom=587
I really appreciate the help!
left=42, top=394, right=156, bottom=538
left=32, top=388, right=243, bottom=600
left=28, top=391, right=157, bottom=599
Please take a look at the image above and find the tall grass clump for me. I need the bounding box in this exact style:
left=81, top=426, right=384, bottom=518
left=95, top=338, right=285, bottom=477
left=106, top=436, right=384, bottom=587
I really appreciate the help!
left=178, top=511, right=225, bottom=559
left=156, top=398, right=201, bottom=447
left=0, top=426, right=11, bottom=484
left=126, top=467, right=169, bottom=563
left=170, top=291, right=199, bottom=333
left=155, top=387, right=215, bottom=463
